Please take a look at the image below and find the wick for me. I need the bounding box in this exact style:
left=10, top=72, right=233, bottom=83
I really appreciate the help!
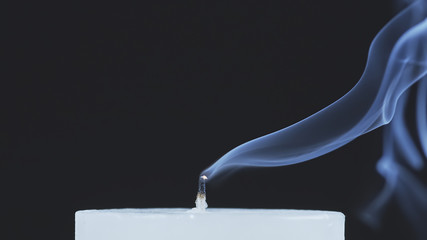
left=194, top=175, right=208, bottom=211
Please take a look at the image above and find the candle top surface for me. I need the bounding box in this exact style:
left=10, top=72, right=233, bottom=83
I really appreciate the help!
left=77, top=208, right=344, bottom=219
left=76, top=208, right=345, bottom=240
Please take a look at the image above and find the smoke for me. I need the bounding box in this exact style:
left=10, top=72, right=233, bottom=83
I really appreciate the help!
left=362, top=78, right=427, bottom=239
left=203, top=0, right=427, bottom=237
left=203, top=0, right=427, bottom=179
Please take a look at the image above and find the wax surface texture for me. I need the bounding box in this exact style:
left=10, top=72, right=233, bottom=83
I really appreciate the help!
left=75, top=208, right=345, bottom=240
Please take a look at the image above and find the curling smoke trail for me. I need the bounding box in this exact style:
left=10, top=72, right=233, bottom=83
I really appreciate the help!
left=203, top=0, right=427, bottom=237
left=362, top=79, right=427, bottom=239
left=203, top=0, right=427, bottom=178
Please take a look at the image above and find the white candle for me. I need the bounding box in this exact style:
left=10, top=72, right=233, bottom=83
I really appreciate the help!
left=75, top=208, right=345, bottom=240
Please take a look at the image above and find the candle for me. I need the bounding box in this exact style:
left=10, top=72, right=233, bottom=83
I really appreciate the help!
left=76, top=176, right=344, bottom=240
left=75, top=208, right=344, bottom=240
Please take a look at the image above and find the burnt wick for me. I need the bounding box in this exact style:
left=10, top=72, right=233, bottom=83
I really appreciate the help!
left=194, top=175, right=208, bottom=211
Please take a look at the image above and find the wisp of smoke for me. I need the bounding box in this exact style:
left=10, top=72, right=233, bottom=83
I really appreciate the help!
left=203, top=0, right=427, bottom=238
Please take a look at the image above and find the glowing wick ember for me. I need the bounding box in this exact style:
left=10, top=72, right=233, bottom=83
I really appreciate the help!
left=194, top=175, right=208, bottom=211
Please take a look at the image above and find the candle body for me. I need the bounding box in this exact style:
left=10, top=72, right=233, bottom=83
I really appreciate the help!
left=76, top=208, right=344, bottom=240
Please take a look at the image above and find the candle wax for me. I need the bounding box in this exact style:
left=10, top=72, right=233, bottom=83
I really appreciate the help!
left=76, top=208, right=344, bottom=240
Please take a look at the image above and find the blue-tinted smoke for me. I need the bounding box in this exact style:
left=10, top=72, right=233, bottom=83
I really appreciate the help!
left=203, top=0, right=427, bottom=237
left=362, top=80, right=427, bottom=239
left=203, top=0, right=427, bottom=179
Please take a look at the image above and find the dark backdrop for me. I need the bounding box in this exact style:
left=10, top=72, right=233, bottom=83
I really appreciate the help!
left=4, top=0, right=413, bottom=239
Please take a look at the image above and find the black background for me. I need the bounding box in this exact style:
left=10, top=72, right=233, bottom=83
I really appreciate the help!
left=3, top=0, right=417, bottom=239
